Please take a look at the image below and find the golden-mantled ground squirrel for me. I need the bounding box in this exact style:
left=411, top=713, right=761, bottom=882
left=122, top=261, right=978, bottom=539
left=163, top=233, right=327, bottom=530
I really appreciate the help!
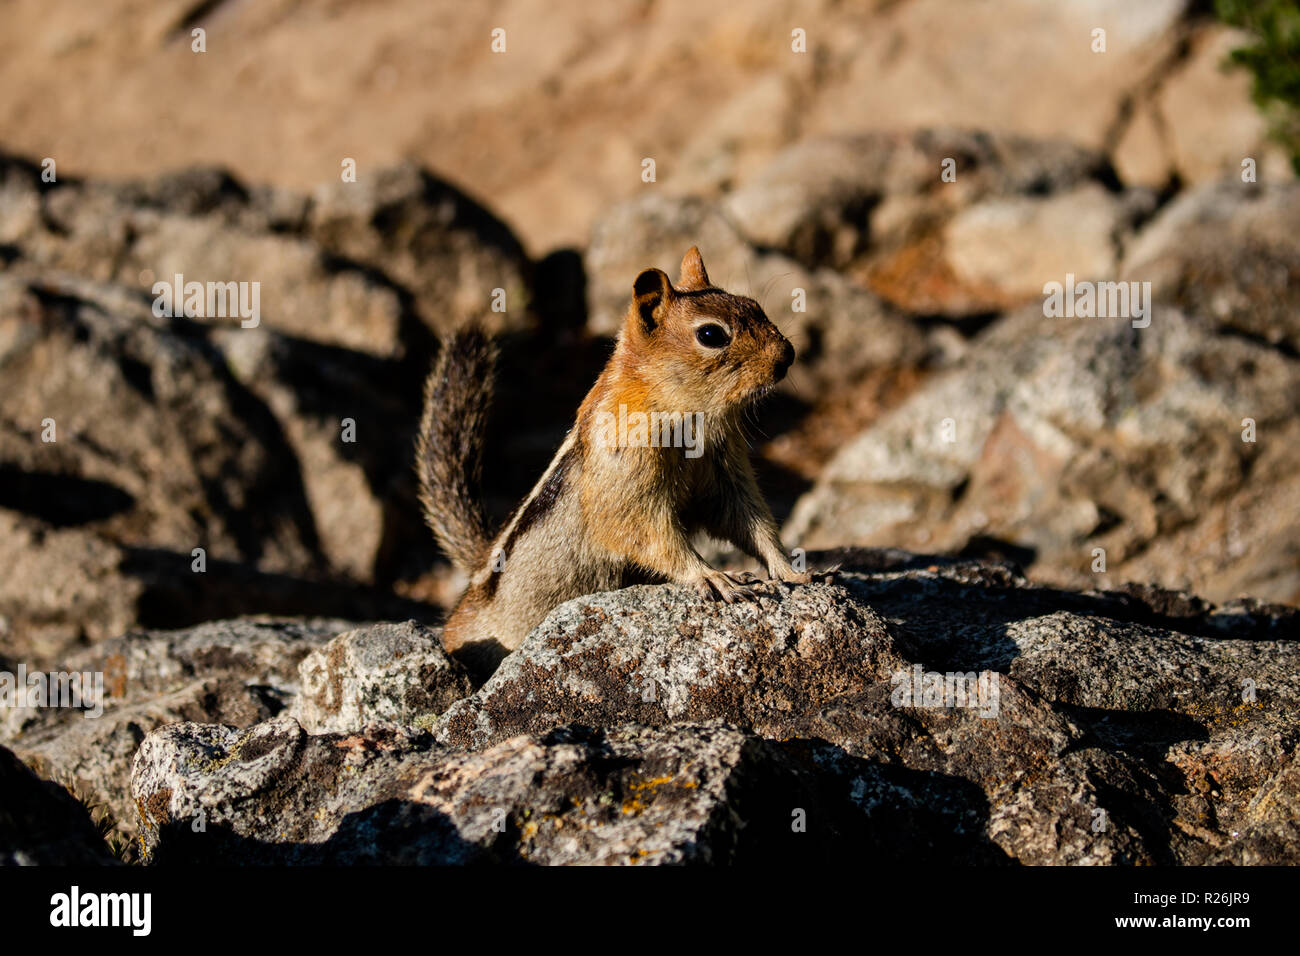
left=417, top=247, right=811, bottom=672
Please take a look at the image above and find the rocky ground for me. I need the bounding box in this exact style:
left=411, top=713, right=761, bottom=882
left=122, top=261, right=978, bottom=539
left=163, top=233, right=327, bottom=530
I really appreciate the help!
left=3, top=551, right=1297, bottom=865
left=1, top=1, right=1298, bottom=865
left=2, top=135, right=1297, bottom=860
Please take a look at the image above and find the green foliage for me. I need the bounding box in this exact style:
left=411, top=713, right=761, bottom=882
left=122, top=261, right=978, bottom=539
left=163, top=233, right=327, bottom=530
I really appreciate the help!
left=1215, top=0, right=1300, bottom=172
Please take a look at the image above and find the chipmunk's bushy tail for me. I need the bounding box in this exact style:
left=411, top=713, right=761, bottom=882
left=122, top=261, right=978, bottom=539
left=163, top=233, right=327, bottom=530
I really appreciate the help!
left=416, top=325, right=497, bottom=574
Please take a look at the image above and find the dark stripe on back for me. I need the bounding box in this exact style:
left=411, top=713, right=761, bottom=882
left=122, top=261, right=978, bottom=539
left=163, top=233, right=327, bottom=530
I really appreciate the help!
left=481, top=443, right=577, bottom=599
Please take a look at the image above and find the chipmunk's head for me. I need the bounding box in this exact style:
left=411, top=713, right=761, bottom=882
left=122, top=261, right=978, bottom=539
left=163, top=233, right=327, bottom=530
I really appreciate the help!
left=622, top=247, right=795, bottom=414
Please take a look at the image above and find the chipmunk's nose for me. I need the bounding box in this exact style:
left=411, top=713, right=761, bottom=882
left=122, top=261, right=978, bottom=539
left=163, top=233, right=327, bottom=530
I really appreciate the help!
left=773, top=339, right=795, bottom=381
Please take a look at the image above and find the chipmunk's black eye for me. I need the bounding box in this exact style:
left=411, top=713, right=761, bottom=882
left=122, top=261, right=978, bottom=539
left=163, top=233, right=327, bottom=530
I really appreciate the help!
left=695, top=324, right=729, bottom=348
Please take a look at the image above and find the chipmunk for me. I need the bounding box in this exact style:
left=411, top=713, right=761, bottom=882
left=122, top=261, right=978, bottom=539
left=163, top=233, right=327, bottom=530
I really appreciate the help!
left=417, top=246, right=811, bottom=673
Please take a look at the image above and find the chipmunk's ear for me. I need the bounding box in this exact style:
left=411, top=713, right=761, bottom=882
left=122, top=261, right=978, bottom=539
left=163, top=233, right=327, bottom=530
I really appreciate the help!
left=677, top=246, right=711, bottom=291
left=632, top=268, right=675, bottom=332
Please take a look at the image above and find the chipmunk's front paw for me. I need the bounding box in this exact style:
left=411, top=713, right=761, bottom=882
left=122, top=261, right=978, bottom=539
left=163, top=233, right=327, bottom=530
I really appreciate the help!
left=693, top=568, right=762, bottom=603
left=768, top=565, right=813, bottom=585
left=771, top=560, right=841, bottom=585
left=814, top=563, right=842, bottom=583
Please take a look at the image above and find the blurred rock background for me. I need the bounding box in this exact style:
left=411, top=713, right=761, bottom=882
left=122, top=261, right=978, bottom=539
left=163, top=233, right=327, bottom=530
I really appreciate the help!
left=1, top=0, right=1298, bottom=669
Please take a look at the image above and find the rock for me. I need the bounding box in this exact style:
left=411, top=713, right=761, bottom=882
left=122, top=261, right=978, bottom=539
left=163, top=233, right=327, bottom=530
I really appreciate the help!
left=0, top=166, right=402, bottom=357
left=942, top=184, right=1129, bottom=303
left=0, top=509, right=141, bottom=665
left=128, top=551, right=1300, bottom=864
left=786, top=303, right=1300, bottom=605
left=299, top=162, right=533, bottom=337
left=0, top=151, right=543, bottom=607
left=718, top=133, right=907, bottom=268
left=1123, top=180, right=1300, bottom=353
left=132, top=716, right=1018, bottom=865
left=706, top=129, right=1155, bottom=319
left=0, top=153, right=542, bottom=593
left=1155, top=25, right=1286, bottom=187
left=672, top=73, right=802, bottom=195
left=292, top=621, right=473, bottom=735
left=128, top=717, right=703, bottom=865
left=424, top=557, right=1300, bottom=865
left=723, top=130, right=1110, bottom=271
left=434, top=578, right=902, bottom=750
left=1109, top=22, right=1294, bottom=191
left=205, top=323, right=427, bottom=586
left=842, top=562, right=1300, bottom=866
left=0, top=156, right=531, bottom=351
left=1, top=745, right=116, bottom=865
left=0, top=274, right=437, bottom=660
left=1112, top=101, right=1174, bottom=189
left=0, top=273, right=317, bottom=658
left=803, top=0, right=1188, bottom=153
left=4, top=616, right=353, bottom=849
left=1211, top=752, right=1300, bottom=865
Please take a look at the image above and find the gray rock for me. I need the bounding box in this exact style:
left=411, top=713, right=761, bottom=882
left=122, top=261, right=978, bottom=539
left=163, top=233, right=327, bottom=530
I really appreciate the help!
left=291, top=621, right=473, bottom=734
left=0, top=273, right=324, bottom=660
left=130, top=716, right=1010, bottom=865
left=0, top=270, right=439, bottom=662
left=1123, top=180, right=1300, bottom=353
left=429, top=552, right=1297, bottom=863
left=4, top=616, right=353, bottom=849
left=300, top=162, right=532, bottom=337
left=719, top=129, right=1150, bottom=319
left=126, top=551, right=1300, bottom=864
left=0, top=157, right=531, bottom=351
left=830, top=553, right=1300, bottom=864
left=942, top=184, right=1128, bottom=300
left=785, top=303, right=1300, bottom=605
left=0, top=154, right=535, bottom=645
left=434, top=578, right=902, bottom=751
left=723, top=129, right=1110, bottom=272
left=133, top=717, right=764, bottom=865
